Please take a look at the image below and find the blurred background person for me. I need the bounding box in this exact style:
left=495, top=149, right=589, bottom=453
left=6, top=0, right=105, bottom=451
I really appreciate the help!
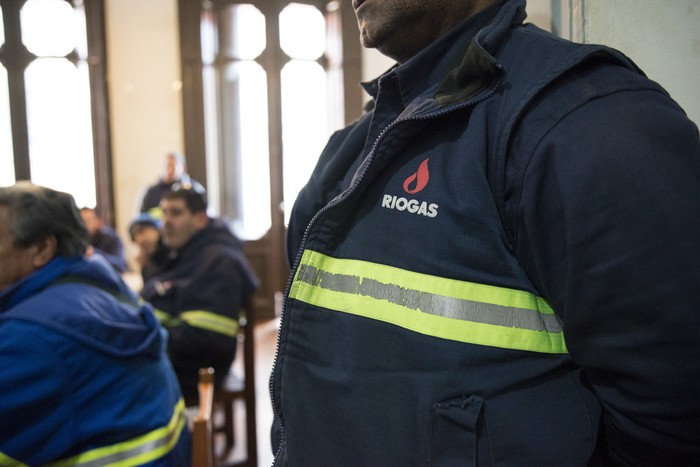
left=138, top=151, right=203, bottom=219
left=0, top=182, right=189, bottom=465
left=129, top=213, right=169, bottom=284
left=80, top=206, right=128, bottom=273
left=140, top=184, right=258, bottom=402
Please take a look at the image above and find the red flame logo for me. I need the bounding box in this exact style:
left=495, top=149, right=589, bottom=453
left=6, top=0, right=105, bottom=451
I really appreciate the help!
left=403, top=158, right=430, bottom=194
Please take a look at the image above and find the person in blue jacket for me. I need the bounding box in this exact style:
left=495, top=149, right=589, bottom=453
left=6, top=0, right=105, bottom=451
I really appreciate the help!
left=270, top=0, right=700, bottom=465
left=0, top=182, right=190, bottom=466
left=80, top=206, right=128, bottom=273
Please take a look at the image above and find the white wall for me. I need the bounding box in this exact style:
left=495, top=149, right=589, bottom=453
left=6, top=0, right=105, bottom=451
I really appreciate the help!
left=106, top=0, right=182, bottom=267
left=363, top=0, right=700, bottom=127
left=583, top=0, right=700, bottom=125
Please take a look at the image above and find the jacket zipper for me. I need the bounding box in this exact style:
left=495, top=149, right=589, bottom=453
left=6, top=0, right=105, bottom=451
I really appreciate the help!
left=269, top=76, right=502, bottom=465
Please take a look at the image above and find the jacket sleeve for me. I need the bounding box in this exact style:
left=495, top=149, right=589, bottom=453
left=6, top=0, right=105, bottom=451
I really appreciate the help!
left=157, top=249, right=256, bottom=363
left=512, top=83, right=700, bottom=465
left=0, top=322, right=73, bottom=464
left=93, top=228, right=127, bottom=273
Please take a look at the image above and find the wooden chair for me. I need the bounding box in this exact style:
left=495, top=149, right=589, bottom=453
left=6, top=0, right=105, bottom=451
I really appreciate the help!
left=192, top=367, right=215, bottom=467
left=214, top=302, right=258, bottom=466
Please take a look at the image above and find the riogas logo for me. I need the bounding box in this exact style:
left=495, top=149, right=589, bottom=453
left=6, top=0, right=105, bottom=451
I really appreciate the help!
left=403, top=158, right=430, bottom=194
left=381, top=158, right=439, bottom=218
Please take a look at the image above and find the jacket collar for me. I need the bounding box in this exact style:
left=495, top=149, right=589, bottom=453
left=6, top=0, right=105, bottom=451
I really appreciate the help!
left=435, top=0, right=526, bottom=104
left=361, top=0, right=524, bottom=109
left=0, top=256, right=78, bottom=311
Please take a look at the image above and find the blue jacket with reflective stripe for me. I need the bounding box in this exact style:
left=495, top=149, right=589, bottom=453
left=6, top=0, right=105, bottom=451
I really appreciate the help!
left=272, top=0, right=700, bottom=465
left=0, top=255, right=190, bottom=465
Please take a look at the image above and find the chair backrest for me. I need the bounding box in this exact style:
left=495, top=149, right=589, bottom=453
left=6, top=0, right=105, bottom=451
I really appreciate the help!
left=214, top=299, right=259, bottom=466
left=192, top=367, right=215, bottom=467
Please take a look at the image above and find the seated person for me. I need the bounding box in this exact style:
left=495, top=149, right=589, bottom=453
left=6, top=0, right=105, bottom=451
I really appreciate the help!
left=80, top=206, right=128, bottom=273
left=140, top=183, right=258, bottom=402
left=129, top=213, right=169, bottom=283
left=0, top=182, right=189, bottom=465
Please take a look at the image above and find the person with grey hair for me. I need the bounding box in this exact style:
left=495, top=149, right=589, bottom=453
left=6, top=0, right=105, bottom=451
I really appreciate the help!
left=0, top=182, right=190, bottom=465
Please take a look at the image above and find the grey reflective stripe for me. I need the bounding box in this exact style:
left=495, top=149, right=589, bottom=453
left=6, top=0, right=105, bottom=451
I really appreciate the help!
left=47, top=399, right=186, bottom=467
left=298, top=265, right=562, bottom=333
left=290, top=250, right=567, bottom=354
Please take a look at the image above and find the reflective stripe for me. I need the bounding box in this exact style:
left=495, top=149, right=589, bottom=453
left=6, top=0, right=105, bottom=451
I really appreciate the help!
left=180, top=311, right=239, bottom=338
left=155, top=309, right=239, bottom=338
left=47, top=399, right=187, bottom=467
left=290, top=250, right=567, bottom=354
left=146, top=207, right=163, bottom=220
left=0, top=452, right=27, bottom=467
left=154, top=309, right=181, bottom=327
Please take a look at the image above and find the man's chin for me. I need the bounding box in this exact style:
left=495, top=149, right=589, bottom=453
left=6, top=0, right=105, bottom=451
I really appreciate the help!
left=359, top=27, right=379, bottom=50
left=161, top=238, right=176, bottom=249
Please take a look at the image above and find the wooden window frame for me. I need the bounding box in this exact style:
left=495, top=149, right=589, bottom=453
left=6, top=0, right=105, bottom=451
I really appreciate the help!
left=177, top=0, right=362, bottom=320
left=0, top=0, right=114, bottom=223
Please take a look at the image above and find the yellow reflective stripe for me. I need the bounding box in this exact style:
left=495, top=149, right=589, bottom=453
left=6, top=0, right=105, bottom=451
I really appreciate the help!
left=146, top=207, right=163, bottom=220
left=0, top=452, right=27, bottom=467
left=180, top=311, right=239, bottom=338
left=153, top=309, right=183, bottom=327
left=47, top=399, right=186, bottom=467
left=154, top=308, right=239, bottom=338
left=290, top=250, right=567, bottom=354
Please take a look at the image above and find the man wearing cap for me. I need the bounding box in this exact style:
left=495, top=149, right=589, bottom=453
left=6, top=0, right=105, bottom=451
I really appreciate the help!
left=139, top=184, right=258, bottom=401
left=129, top=213, right=168, bottom=283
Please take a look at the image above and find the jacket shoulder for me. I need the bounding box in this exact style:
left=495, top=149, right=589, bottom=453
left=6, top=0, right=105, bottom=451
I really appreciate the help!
left=485, top=24, right=658, bottom=245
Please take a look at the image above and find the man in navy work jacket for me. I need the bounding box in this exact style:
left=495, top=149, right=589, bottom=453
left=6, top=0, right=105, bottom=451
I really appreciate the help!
left=270, top=0, right=700, bottom=465
left=140, top=183, right=258, bottom=402
left=0, top=182, right=190, bottom=466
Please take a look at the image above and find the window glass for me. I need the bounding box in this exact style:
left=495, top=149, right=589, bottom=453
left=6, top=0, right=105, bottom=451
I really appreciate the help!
left=221, top=4, right=265, bottom=60
left=0, top=6, right=4, bottom=45
left=279, top=4, right=329, bottom=225
left=280, top=3, right=325, bottom=60
left=73, top=2, right=88, bottom=59
left=17, top=0, right=96, bottom=207
left=21, top=0, right=76, bottom=57
left=202, top=65, right=220, bottom=214
left=25, top=59, right=96, bottom=208
left=201, top=9, right=217, bottom=65
left=209, top=4, right=271, bottom=240
left=281, top=60, right=328, bottom=224
left=0, top=66, right=14, bottom=187
left=220, top=61, right=271, bottom=240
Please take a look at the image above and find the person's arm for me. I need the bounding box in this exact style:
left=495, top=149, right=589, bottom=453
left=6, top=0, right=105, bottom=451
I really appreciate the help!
left=92, top=249, right=128, bottom=274
left=0, top=323, right=72, bottom=464
left=514, top=87, right=700, bottom=465
left=89, top=228, right=128, bottom=272
left=144, top=251, right=255, bottom=363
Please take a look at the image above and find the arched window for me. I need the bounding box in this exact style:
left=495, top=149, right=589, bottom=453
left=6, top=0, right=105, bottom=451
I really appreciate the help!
left=0, top=0, right=112, bottom=218
left=178, top=0, right=362, bottom=317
